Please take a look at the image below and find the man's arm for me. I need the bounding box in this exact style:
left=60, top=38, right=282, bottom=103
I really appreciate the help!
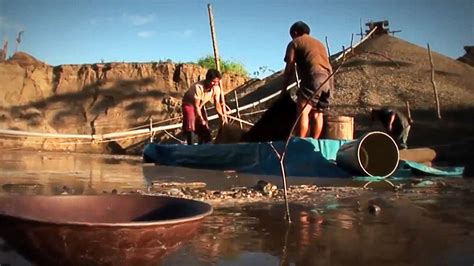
left=193, top=98, right=206, bottom=125
left=214, top=90, right=227, bottom=124
left=282, top=62, right=295, bottom=94
left=282, top=42, right=295, bottom=94
left=388, top=113, right=396, bottom=132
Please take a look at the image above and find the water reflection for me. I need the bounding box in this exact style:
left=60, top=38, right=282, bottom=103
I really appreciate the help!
left=0, top=151, right=145, bottom=195
left=163, top=198, right=474, bottom=265
left=0, top=151, right=473, bottom=265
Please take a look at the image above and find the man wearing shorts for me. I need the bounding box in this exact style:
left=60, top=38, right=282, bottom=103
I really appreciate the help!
left=282, top=21, right=333, bottom=139
left=182, top=69, right=227, bottom=145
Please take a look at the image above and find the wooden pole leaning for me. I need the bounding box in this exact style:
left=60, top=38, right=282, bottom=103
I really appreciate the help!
left=207, top=4, right=220, bottom=72
left=226, top=115, right=253, bottom=126
left=207, top=4, right=227, bottom=123
left=405, top=101, right=413, bottom=125
left=325, top=36, right=331, bottom=57
left=149, top=118, right=154, bottom=143
left=427, top=43, right=442, bottom=119
left=350, top=33, right=354, bottom=55
left=234, top=90, right=242, bottom=128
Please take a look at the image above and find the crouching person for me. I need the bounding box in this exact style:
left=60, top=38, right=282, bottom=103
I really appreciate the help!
left=370, top=107, right=412, bottom=149
left=182, top=69, right=227, bottom=145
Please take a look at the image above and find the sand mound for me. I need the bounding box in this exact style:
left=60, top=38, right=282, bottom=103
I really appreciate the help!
left=232, top=34, right=474, bottom=147
left=332, top=34, right=474, bottom=116
left=7, top=52, right=47, bottom=67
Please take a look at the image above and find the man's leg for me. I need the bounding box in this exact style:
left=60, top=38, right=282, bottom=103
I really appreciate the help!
left=196, top=107, right=212, bottom=144
left=310, top=91, right=329, bottom=139
left=399, top=125, right=410, bottom=149
left=311, top=111, right=324, bottom=139
left=199, top=130, right=212, bottom=144
left=308, top=77, right=330, bottom=139
left=185, top=131, right=193, bottom=145
left=182, top=103, right=196, bottom=145
left=390, top=127, right=407, bottom=149
left=296, top=99, right=312, bottom=138
left=196, top=123, right=212, bottom=144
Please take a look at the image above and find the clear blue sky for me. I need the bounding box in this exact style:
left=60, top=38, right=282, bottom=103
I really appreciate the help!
left=1, top=0, right=472, bottom=77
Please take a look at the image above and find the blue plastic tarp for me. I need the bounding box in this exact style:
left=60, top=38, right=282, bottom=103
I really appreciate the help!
left=144, top=138, right=351, bottom=177
left=143, top=137, right=464, bottom=179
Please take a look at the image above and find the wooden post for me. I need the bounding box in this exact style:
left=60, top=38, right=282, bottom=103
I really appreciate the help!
left=405, top=100, right=413, bottom=125
left=207, top=3, right=227, bottom=122
left=427, top=43, right=442, bottom=119
left=350, top=33, right=354, bottom=53
left=234, top=90, right=242, bottom=128
left=325, top=36, right=331, bottom=57
left=1, top=40, right=8, bottom=61
left=207, top=4, right=220, bottom=72
left=149, top=118, right=153, bottom=143
left=227, top=115, right=253, bottom=126
left=15, top=30, right=24, bottom=53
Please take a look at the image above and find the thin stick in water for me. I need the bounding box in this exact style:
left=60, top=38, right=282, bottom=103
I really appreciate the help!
left=273, top=47, right=348, bottom=223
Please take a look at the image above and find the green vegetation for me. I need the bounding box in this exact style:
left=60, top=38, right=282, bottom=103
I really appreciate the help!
left=196, top=55, right=249, bottom=77
left=252, top=66, right=276, bottom=77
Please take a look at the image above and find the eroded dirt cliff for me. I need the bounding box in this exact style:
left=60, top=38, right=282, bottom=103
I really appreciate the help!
left=0, top=52, right=248, bottom=152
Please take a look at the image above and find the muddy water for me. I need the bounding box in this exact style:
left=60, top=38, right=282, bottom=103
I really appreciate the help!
left=0, top=151, right=147, bottom=195
left=0, top=151, right=473, bottom=265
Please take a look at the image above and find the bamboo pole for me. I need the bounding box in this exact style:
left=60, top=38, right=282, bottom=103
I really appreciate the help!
left=350, top=33, right=354, bottom=54
left=1, top=40, right=7, bottom=61
left=325, top=36, right=331, bottom=57
left=149, top=118, right=153, bottom=142
left=226, top=115, right=253, bottom=126
left=332, top=26, right=378, bottom=63
left=207, top=4, right=227, bottom=122
left=240, top=109, right=267, bottom=116
left=207, top=4, right=220, bottom=72
left=405, top=100, right=413, bottom=125
left=0, top=129, right=97, bottom=139
left=234, top=90, right=243, bottom=128
left=427, top=43, right=442, bottom=119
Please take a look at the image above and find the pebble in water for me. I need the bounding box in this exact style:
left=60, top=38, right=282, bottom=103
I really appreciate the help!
left=368, top=204, right=381, bottom=214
